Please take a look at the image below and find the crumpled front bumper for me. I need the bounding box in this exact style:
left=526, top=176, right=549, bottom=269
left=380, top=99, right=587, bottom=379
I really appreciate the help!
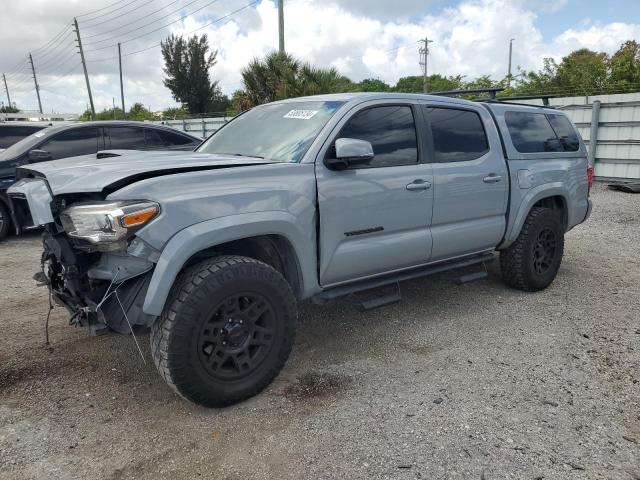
left=7, top=178, right=55, bottom=233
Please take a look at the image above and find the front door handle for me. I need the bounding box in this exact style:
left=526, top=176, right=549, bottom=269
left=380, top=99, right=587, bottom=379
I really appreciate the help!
left=483, top=174, right=502, bottom=183
left=406, top=179, right=432, bottom=191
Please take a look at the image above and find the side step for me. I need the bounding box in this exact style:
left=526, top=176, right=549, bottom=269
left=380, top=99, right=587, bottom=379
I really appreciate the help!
left=314, top=252, right=495, bottom=304
left=354, top=283, right=402, bottom=311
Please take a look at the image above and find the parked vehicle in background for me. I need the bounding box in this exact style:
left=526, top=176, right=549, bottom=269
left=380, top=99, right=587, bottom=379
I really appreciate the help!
left=0, top=121, right=200, bottom=240
left=0, top=122, right=50, bottom=152
left=8, top=93, right=592, bottom=407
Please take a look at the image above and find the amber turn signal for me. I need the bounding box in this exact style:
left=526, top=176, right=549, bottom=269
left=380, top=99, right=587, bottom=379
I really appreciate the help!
left=120, top=206, right=158, bottom=228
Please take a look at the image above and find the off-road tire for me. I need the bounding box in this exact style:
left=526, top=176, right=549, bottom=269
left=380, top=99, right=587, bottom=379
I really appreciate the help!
left=500, top=207, right=564, bottom=292
left=150, top=255, right=297, bottom=407
left=0, top=202, right=11, bottom=241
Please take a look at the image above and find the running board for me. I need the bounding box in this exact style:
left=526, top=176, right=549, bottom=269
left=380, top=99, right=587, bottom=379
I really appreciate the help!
left=313, top=252, right=495, bottom=303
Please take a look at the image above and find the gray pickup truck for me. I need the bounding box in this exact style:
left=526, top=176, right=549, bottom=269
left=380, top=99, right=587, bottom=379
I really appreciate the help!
left=8, top=93, right=592, bottom=407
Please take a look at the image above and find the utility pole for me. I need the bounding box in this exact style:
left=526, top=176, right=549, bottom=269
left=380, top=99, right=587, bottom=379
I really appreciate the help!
left=278, top=0, right=285, bottom=53
left=2, top=74, right=11, bottom=108
left=28, top=53, right=43, bottom=114
left=419, top=37, right=433, bottom=93
left=118, top=43, right=126, bottom=118
left=74, top=18, right=96, bottom=120
left=507, top=38, right=515, bottom=88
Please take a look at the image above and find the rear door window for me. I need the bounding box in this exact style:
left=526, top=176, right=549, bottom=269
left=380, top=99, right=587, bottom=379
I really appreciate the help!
left=547, top=114, right=580, bottom=152
left=425, top=107, right=489, bottom=162
left=106, top=126, right=146, bottom=150
left=40, top=128, right=100, bottom=160
left=505, top=112, right=564, bottom=153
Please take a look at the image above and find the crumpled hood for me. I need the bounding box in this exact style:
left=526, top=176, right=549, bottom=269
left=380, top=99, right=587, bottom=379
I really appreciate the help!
left=18, top=150, right=274, bottom=195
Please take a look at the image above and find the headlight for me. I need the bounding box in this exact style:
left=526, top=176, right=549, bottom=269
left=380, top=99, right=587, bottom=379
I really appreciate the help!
left=59, top=201, right=159, bottom=245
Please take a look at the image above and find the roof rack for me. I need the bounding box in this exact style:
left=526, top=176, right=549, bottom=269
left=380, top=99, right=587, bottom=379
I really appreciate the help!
left=430, top=87, right=503, bottom=100
left=430, top=87, right=556, bottom=107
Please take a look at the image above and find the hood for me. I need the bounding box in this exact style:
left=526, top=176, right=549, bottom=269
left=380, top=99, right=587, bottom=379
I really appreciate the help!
left=18, top=150, right=275, bottom=195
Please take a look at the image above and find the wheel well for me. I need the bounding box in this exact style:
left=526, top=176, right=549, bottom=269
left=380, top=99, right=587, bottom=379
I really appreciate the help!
left=184, top=235, right=304, bottom=298
left=532, top=195, right=567, bottom=230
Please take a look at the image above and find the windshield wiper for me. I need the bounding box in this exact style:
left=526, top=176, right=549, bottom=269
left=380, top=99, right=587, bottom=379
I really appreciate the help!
left=228, top=153, right=265, bottom=159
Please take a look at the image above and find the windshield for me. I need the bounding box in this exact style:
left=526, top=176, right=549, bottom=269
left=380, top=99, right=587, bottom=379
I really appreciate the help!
left=197, top=101, right=345, bottom=163
left=0, top=126, right=57, bottom=161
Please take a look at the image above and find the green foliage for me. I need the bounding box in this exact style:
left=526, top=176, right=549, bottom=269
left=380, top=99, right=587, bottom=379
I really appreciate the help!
left=394, top=74, right=464, bottom=93
left=161, top=33, right=230, bottom=114
left=512, top=41, right=640, bottom=97
left=609, top=40, right=640, bottom=88
left=357, top=78, right=392, bottom=92
left=127, top=102, right=157, bottom=121
left=236, top=52, right=356, bottom=110
left=160, top=106, right=189, bottom=119
left=0, top=105, right=19, bottom=113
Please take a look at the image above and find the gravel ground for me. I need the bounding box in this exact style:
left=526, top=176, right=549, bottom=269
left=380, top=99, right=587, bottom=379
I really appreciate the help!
left=0, top=183, right=638, bottom=480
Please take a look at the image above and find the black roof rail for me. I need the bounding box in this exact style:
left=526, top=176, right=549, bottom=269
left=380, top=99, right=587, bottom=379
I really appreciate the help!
left=430, top=87, right=504, bottom=100
left=485, top=93, right=553, bottom=107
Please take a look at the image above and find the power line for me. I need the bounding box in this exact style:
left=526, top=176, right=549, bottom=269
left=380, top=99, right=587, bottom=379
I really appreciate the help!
left=39, top=62, right=84, bottom=89
left=385, top=40, right=420, bottom=54
left=88, top=0, right=259, bottom=61
left=31, top=24, right=73, bottom=55
left=83, top=0, right=184, bottom=38
left=82, top=0, right=157, bottom=29
left=78, top=0, right=144, bottom=21
left=84, top=0, right=223, bottom=51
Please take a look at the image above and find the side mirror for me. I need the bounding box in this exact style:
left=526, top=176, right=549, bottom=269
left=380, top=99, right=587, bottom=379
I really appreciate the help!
left=325, top=138, right=374, bottom=170
left=28, top=149, right=52, bottom=162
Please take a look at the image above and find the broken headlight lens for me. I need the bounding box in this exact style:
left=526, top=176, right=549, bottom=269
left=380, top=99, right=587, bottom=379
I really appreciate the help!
left=59, top=201, right=159, bottom=244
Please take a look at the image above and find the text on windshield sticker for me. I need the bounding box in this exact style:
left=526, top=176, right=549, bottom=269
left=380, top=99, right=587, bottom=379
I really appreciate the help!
left=284, top=109, right=318, bottom=120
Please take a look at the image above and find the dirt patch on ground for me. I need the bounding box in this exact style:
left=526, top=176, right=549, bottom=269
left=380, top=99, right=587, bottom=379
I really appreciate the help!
left=282, top=372, right=352, bottom=401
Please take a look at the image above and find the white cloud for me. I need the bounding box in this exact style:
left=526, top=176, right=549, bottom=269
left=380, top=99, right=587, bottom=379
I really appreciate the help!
left=0, top=0, right=637, bottom=114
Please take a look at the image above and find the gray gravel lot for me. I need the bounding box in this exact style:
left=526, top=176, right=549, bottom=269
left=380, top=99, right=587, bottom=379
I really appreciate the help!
left=0, top=183, right=638, bottom=480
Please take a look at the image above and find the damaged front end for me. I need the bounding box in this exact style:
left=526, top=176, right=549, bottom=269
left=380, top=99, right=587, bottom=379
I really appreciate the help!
left=9, top=178, right=161, bottom=336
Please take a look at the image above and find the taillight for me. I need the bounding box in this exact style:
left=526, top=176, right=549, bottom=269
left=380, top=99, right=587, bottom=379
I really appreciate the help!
left=587, top=164, right=594, bottom=193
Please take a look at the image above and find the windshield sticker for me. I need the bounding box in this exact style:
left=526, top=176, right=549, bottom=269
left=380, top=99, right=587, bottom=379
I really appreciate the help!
left=284, top=109, right=318, bottom=120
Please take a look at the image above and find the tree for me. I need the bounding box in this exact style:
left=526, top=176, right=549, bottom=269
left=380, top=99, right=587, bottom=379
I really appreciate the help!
left=0, top=105, right=19, bottom=113
left=161, top=33, right=229, bottom=114
left=127, top=102, right=157, bottom=121
left=554, top=49, right=609, bottom=95
left=609, top=40, right=640, bottom=88
left=357, top=78, right=391, bottom=92
left=237, top=52, right=355, bottom=109
left=393, top=74, right=463, bottom=93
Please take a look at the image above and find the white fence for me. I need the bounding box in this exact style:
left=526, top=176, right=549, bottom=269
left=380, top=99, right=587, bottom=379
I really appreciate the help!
left=148, top=117, right=232, bottom=139
left=520, top=92, right=640, bottom=181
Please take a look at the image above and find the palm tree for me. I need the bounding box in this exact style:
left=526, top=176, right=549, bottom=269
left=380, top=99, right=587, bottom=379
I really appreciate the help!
left=235, top=52, right=355, bottom=111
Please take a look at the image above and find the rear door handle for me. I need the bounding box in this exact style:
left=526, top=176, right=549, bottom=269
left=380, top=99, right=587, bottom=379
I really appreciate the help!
left=406, top=179, right=431, bottom=191
left=483, top=174, right=502, bottom=183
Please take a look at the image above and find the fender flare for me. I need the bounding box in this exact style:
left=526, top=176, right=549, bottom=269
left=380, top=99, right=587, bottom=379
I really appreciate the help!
left=142, top=211, right=315, bottom=316
left=500, top=182, right=568, bottom=248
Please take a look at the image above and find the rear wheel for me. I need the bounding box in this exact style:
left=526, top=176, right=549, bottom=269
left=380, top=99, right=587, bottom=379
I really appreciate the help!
left=500, top=207, right=564, bottom=292
left=0, top=202, right=11, bottom=241
left=150, top=255, right=297, bottom=407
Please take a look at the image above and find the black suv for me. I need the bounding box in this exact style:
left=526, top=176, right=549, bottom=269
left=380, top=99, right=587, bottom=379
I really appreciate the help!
left=0, top=121, right=200, bottom=240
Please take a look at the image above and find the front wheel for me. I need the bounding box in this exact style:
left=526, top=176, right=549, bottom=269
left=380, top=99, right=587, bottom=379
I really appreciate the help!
left=500, top=207, right=564, bottom=292
left=150, top=255, right=297, bottom=407
left=0, top=202, right=11, bottom=241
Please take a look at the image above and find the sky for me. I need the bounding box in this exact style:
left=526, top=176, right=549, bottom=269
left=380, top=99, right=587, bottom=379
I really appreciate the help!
left=0, top=0, right=639, bottom=114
